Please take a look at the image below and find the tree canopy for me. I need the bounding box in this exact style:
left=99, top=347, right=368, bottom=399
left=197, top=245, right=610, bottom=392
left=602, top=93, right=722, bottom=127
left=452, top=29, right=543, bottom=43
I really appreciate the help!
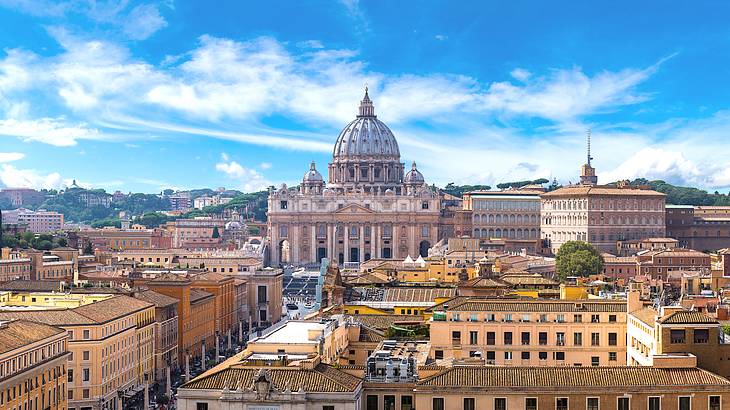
left=495, top=178, right=549, bottom=190
left=555, top=241, right=604, bottom=281
left=441, top=183, right=492, bottom=198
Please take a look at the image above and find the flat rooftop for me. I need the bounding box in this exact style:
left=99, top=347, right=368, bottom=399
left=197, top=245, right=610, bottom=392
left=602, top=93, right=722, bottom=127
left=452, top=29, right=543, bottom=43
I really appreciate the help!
left=252, top=320, right=331, bottom=345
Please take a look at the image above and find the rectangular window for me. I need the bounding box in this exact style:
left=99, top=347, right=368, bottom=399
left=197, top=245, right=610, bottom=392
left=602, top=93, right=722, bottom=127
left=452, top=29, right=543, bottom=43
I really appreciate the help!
left=486, top=331, right=496, bottom=345
left=556, top=398, right=568, bottom=410
left=434, top=350, right=443, bottom=360
left=196, top=404, right=209, bottom=410
left=587, top=398, right=599, bottom=410
left=670, top=329, right=686, bottom=344
left=433, top=398, right=444, bottom=410
left=401, top=396, right=413, bottom=410
left=678, top=397, right=690, bottom=410
left=609, top=314, right=617, bottom=322
left=539, top=332, right=548, bottom=345
left=608, top=332, right=617, bottom=346
left=538, top=351, right=547, bottom=360
left=82, top=368, right=90, bottom=381
left=280, top=201, right=288, bottom=209
left=257, top=285, right=267, bottom=302
left=504, top=332, right=512, bottom=345
left=591, top=356, right=599, bottom=366
left=521, top=332, right=530, bottom=345
left=494, top=398, right=506, bottom=410
left=609, top=352, right=617, bottom=361
left=556, top=332, right=565, bottom=346
left=384, top=396, right=395, bottom=410
left=574, top=332, right=583, bottom=346
left=554, top=351, right=565, bottom=361
left=504, top=351, right=512, bottom=360
left=574, top=314, right=583, bottom=323
left=591, top=314, right=600, bottom=323
left=83, top=330, right=90, bottom=340
left=710, top=396, right=721, bottom=410
left=694, top=329, right=709, bottom=343
left=591, top=333, right=600, bottom=346
left=82, top=351, right=89, bottom=361
left=525, top=398, right=537, bottom=410
left=648, top=397, right=660, bottom=410
left=521, top=351, right=530, bottom=360
left=469, top=331, right=478, bottom=345
left=617, top=397, right=629, bottom=410
left=452, top=331, right=461, bottom=344
left=367, top=395, right=379, bottom=410
left=324, top=407, right=335, bottom=410
left=463, top=398, right=475, bottom=410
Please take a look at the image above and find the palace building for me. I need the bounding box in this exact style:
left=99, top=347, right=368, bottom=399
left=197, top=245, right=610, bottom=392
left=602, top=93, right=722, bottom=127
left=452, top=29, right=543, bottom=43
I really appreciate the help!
left=267, top=89, right=440, bottom=267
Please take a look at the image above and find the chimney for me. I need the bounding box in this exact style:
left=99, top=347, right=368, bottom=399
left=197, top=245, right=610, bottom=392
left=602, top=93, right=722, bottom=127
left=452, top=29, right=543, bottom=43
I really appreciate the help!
left=627, top=290, right=643, bottom=313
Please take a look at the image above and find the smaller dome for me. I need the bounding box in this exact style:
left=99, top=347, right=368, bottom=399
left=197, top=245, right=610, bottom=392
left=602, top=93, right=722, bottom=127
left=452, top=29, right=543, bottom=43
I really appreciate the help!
left=303, top=161, right=323, bottom=183
left=404, top=162, right=425, bottom=184
left=225, top=221, right=243, bottom=230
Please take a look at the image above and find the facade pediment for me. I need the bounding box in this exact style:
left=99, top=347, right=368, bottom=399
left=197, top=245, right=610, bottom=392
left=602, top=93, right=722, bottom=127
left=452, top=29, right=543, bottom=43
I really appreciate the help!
left=335, top=204, right=375, bottom=214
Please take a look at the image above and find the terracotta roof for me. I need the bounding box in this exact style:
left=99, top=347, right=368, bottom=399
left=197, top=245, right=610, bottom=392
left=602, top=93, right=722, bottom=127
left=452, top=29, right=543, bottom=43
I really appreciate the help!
left=0, top=280, right=62, bottom=292
left=191, top=271, right=232, bottom=283
left=359, top=326, right=385, bottom=342
left=631, top=307, right=657, bottom=326
left=541, top=185, right=665, bottom=197
left=500, top=274, right=558, bottom=287
left=73, top=295, right=153, bottom=323
left=417, top=366, right=730, bottom=388
left=182, top=363, right=361, bottom=392
left=190, top=289, right=214, bottom=303
left=382, top=287, right=456, bottom=303
left=429, top=296, right=625, bottom=313
left=0, top=310, right=92, bottom=326
left=459, top=277, right=509, bottom=288
left=349, top=314, right=425, bottom=331
left=0, top=319, right=65, bottom=355
left=134, top=290, right=179, bottom=307
left=659, top=310, right=718, bottom=325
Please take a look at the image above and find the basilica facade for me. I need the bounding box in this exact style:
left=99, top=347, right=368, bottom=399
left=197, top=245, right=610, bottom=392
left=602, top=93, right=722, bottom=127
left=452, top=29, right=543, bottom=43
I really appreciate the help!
left=267, top=89, right=440, bottom=266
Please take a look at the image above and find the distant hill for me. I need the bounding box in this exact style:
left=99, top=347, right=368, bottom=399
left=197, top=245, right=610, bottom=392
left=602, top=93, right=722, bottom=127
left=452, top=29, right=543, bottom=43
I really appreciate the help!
left=629, top=178, right=730, bottom=206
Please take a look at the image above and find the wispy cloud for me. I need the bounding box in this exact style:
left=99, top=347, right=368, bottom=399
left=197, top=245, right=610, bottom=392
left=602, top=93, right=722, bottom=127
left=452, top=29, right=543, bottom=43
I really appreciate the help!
left=0, top=152, right=25, bottom=162
left=215, top=153, right=270, bottom=192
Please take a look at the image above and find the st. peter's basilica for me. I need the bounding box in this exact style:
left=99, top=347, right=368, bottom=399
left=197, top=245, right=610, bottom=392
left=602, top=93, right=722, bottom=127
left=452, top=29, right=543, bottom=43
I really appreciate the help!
left=267, top=89, right=440, bottom=266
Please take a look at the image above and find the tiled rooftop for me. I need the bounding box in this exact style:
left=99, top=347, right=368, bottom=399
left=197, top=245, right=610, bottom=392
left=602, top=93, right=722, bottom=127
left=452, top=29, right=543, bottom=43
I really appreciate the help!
left=430, top=296, right=626, bottom=313
left=0, top=319, right=65, bottom=355
left=541, top=185, right=665, bottom=197
left=182, top=363, right=361, bottom=392
left=659, top=310, right=718, bottom=325
left=417, top=366, right=730, bottom=388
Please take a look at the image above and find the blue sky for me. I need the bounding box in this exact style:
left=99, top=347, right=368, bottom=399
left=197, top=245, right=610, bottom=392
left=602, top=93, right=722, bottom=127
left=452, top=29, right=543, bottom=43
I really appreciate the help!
left=1, top=1, right=730, bottom=193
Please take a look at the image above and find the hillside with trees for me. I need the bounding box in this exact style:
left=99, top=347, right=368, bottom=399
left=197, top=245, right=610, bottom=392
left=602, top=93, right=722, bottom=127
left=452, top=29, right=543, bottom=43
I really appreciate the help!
left=628, top=178, right=730, bottom=205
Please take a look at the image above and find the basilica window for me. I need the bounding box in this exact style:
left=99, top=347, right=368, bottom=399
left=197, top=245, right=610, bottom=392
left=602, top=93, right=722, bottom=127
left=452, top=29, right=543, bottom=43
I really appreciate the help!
left=374, top=168, right=381, bottom=178
left=349, top=168, right=355, bottom=179
left=422, top=201, right=429, bottom=210
left=383, top=225, right=392, bottom=237
left=361, top=168, right=368, bottom=178
left=422, top=226, right=430, bottom=237
left=279, top=225, right=288, bottom=237
left=280, top=201, right=288, bottom=210
left=350, top=226, right=359, bottom=237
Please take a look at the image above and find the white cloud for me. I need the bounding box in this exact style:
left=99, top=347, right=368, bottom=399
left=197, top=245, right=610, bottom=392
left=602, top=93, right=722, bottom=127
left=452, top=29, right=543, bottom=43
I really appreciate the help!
left=298, top=40, right=324, bottom=49
left=510, top=68, right=531, bottom=82
left=215, top=154, right=270, bottom=192
left=602, top=147, right=703, bottom=185
left=122, top=4, right=168, bottom=40
left=0, top=164, right=64, bottom=189
left=0, top=117, right=99, bottom=146
left=434, top=34, right=448, bottom=41
left=260, top=162, right=272, bottom=170
left=0, top=152, right=24, bottom=162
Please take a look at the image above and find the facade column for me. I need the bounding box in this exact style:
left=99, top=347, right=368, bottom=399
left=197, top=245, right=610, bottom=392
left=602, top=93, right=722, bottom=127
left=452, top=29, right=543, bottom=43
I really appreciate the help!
left=328, top=224, right=335, bottom=263
left=355, top=164, right=360, bottom=182
left=410, top=225, right=417, bottom=257
left=393, top=225, right=399, bottom=259
left=290, top=224, right=299, bottom=264
left=311, top=224, right=317, bottom=263
left=344, top=225, right=350, bottom=263
left=270, top=224, right=279, bottom=267
left=370, top=224, right=377, bottom=260
left=369, top=164, right=375, bottom=183
left=359, top=225, right=365, bottom=263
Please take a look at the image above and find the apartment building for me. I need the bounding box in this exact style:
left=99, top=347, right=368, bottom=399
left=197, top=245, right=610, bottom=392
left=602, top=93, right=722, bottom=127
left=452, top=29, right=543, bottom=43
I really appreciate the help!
left=133, top=289, right=179, bottom=383
left=0, top=319, right=69, bottom=410
left=636, top=248, right=711, bottom=280
left=245, top=318, right=350, bottom=364
left=189, top=271, right=236, bottom=335
left=0, top=295, right=156, bottom=410
left=73, top=228, right=172, bottom=252
left=0, top=256, right=32, bottom=282
left=167, top=217, right=225, bottom=249
left=146, top=273, right=216, bottom=362
left=666, top=204, right=730, bottom=251
left=428, top=297, right=627, bottom=367
left=627, top=291, right=730, bottom=379
left=0, top=188, right=45, bottom=206
left=234, top=267, right=283, bottom=328
left=3, top=208, right=64, bottom=233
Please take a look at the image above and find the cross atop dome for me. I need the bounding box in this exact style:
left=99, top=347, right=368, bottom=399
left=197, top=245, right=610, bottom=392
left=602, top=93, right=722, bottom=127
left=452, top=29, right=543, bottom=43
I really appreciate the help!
left=358, top=85, right=376, bottom=117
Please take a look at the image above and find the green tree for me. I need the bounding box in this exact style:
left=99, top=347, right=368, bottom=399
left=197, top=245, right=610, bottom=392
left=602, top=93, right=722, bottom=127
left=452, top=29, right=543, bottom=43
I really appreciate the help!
left=212, top=226, right=220, bottom=238
left=555, top=241, right=604, bottom=281
left=83, top=241, right=94, bottom=255
left=35, top=240, right=53, bottom=251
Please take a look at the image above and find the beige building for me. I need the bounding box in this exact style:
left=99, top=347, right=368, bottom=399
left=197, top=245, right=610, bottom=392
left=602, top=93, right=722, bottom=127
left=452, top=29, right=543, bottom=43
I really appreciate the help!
left=267, top=89, right=440, bottom=267
left=3, top=208, right=64, bottom=233
left=0, top=319, right=69, bottom=410
left=133, top=289, right=179, bottom=382
left=245, top=318, right=350, bottom=364
left=428, top=297, right=627, bottom=367
left=462, top=190, right=542, bottom=241
left=0, top=295, right=156, bottom=410
left=541, top=156, right=665, bottom=253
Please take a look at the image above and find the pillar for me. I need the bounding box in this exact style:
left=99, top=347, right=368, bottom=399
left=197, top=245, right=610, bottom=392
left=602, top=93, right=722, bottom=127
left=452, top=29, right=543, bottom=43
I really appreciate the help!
left=370, top=224, right=376, bottom=260
left=166, top=367, right=172, bottom=398
left=359, top=225, right=365, bottom=263
left=393, top=225, right=399, bottom=259
left=311, top=225, right=317, bottom=262
left=344, top=226, right=350, bottom=263
left=374, top=224, right=380, bottom=259
left=201, top=344, right=206, bottom=371
left=238, top=320, right=244, bottom=344
left=185, top=354, right=190, bottom=381
left=327, top=224, right=334, bottom=262
left=228, top=329, right=232, bottom=351
left=215, top=334, right=220, bottom=362
left=144, top=383, right=149, bottom=410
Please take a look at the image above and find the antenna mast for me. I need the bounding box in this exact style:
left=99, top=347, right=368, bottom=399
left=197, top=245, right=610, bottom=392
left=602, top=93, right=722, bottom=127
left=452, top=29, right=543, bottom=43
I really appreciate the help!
left=586, top=128, right=593, bottom=166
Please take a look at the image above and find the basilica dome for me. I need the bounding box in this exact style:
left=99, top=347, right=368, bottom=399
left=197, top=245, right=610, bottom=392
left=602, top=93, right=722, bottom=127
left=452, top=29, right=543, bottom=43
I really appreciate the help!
left=332, top=88, right=400, bottom=161
left=404, top=162, right=425, bottom=184
left=303, top=161, right=323, bottom=183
